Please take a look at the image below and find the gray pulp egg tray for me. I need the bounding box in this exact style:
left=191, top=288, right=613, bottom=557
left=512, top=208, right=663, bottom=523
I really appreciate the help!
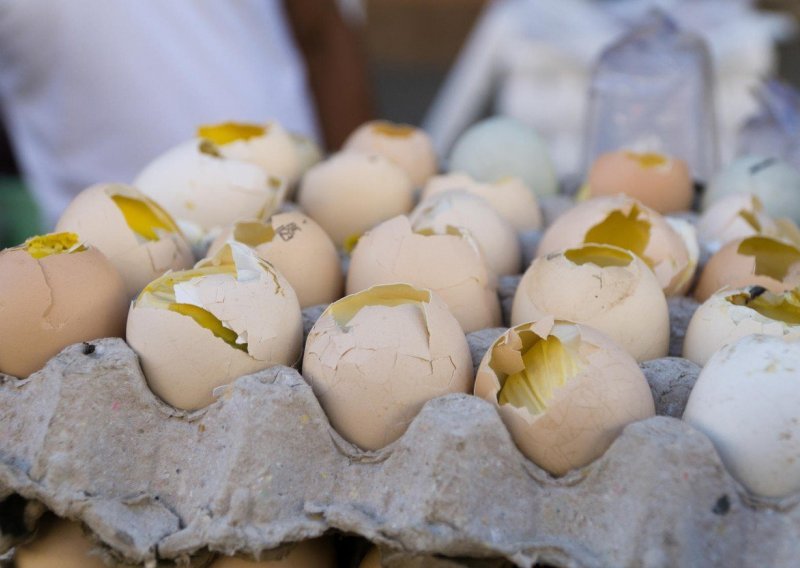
left=2, top=207, right=800, bottom=567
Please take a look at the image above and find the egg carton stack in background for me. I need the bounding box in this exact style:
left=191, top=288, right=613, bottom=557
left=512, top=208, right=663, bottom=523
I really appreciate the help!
left=2, top=196, right=799, bottom=568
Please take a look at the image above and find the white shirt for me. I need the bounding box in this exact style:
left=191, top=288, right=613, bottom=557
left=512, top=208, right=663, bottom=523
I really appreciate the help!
left=0, top=0, right=320, bottom=227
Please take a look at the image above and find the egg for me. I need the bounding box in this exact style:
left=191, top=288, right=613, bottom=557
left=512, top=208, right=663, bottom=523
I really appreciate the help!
left=208, top=212, right=343, bottom=307
left=197, top=121, right=302, bottom=187
left=696, top=193, right=779, bottom=252
left=210, top=539, right=335, bottom=567
left=474, top=317, right=654, bottom=476
left=289, top=132, right=323, bottom=177
left=343, top=120, right=437, bottom=187
left=134, top=139, right=287, bottom=241
left=55, top=183, right=194, bottom=297
left=127, top=242, right=302, bottom=410
left=0, top=233, right=128, bottom=378
left=583, top=150, right=693, bottom=213
left=410, top=191, right=520, bottom=276
left=359, top=547, right=380, bottom=568
left=683, top=334, right=800, bottom=498
left=512, top=244, right=669, bottom=362
left=694, top=235, right=800, bottom=302
left=297, top=152, right=414, bottom=247
left=448, top=116, right=558, bottom=197
left=303, top=283, right=472, bottom=450
left=537, top=195, right=695, bottom=295
left=14, top=517, right=106, bottom=568
left=684, top=285, right=800, bottom=366
left=346, top=215, right=501, bottom=332
left=421, top=173, right=542, bottom=231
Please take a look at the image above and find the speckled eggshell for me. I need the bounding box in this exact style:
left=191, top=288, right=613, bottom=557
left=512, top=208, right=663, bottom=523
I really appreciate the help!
left=512, top=244, right=669, bottom=362
left=297, top=152, right=414, bottom=247
left=0, top=238, right=128, bottom=378
left=343, top=120, right=438, bottom=188
left=422, top=173, right=542, bottom=231
left=303, top=284, right=473, bottom=451
left=55, top=183, right=194, bottom=297
left=346, top=215, right=501, bottom=332
left=209, top=538, right=335, bottom=567
left=410, top=191, right=521, bottom=276
left=474, top=318, right=654, bottom=476
left=14, top=517, right=107, bottom=568
left=208, top=212, right=343, bottom=307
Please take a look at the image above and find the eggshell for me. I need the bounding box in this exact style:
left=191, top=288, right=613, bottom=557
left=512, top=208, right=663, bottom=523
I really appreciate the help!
left=702, top=155, right=800, bottom=223
left=210, top=538, right=335, bottom=567
left=14, top=517, right=107, bottom=568
left=303, top=284, right=473, bottom=450
left=694, top=236, right=800, bottom=302
left=208, top=212, right=343, bottom=307
left=346, top=215, right=501, bottom=332
left=297, top=152, right=414, bottom=247
left=55, top=183, right=194, bottom=297
left=584, top=151, right=693, bottom=213
left=343, top=120, right=437, bottom=187
left=684, top=286, right=800, bottom=366
left=448, top=116, right=558, bottom=197
left=422, top=173, right=542, bottom=231
left=0, top=235, right=128, bottom=378
left=474, top=318, right=654, bottom=476
left=537, top=195, right=694, bottom=296
left=410, top=191, right=521, bottom=276
left=683, top=334, right=800, bottom=498
left=134, top=139, right=287, bottom=236
left=696, top=194, right=779, bottom=252
left=127, top=242, right=302, bottom=410
left=359, top=548, right=381, bottom=568
left=512, top=244, right=669, bottom=362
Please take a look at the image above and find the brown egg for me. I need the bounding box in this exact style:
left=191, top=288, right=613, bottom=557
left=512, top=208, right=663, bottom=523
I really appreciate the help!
left=210, top=538, right=335, bottom=568
left=208, top=212, right=343, bottom=307
left=585, top=150, right=693, bottom=213
left=14, top=517, right=107, bottom=568
left=0, top=233, right=128, bottom=378
left=537, top=195, right=695, bottom=296
left=696, top=194, right=778, bottom=251
left=694, top=236, right=800, bottom=302
left=474, top=317, right=654, bottom=476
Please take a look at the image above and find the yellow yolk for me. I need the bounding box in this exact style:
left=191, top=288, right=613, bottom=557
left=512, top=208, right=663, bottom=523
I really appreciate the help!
left=371, top=121, right=416, bottom=138
left=111, top=195, right=180, bottom=241
left=198, top=122, right=267, bottom=145
left=329, top=284, right=430, bottom=327
left=729, top=288, right=800, bottom=325
left=625, top=152, right=668, bottom=168
left=737, top=236, right=800, bottom=280
left=564, top=244, right=634, bottom=268
left=584, top=206, right=651, bottom=261
left=24, top=233, right=86, bottom=259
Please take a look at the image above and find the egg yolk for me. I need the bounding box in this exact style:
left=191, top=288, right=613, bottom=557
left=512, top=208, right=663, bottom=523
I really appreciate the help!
left=728, top=288, right=800, bottom=325
left=329, top=284, right=430, bottom=327
left=414, top=225, right=463, bottom=237
left=371, top=121, right=416, bottom=138
left=564, top=244, right=633, bottom=268
left=233, top=221, right=276, bottom=246
left=197, top=122, right=267, bottom=145
left=24, top=233, right=86, bottom=259
left=111, top=195, right=180, bottom=241
left=625, top=151, right=668, bottom=168
left=168, top=303, right=247, bottom=352
left=737, top=236, right=800, bottom=280
left=583, top=205, right=651, bottom=262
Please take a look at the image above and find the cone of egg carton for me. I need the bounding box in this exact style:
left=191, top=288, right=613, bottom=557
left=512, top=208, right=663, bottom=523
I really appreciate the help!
left=4, top=117, right=800, bottom=568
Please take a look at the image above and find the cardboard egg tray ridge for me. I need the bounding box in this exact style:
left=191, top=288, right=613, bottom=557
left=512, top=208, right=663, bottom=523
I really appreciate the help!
left=2, top=201, right=800, bottom=567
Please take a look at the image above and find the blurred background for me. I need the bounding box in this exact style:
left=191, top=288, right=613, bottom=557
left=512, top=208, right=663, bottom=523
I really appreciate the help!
left=1, top=0, right=799, bottom=247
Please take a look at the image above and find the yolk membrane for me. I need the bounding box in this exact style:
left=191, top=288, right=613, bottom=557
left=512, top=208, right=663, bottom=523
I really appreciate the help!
left=737, top=236, right=800, bottom=281
left=584, top=206, right=651, bottom=262
left=564, top=245, right=633, bottom=268
left=233, top=221, right=276, bottom=247
left=329, top=284, right=430, bottom=327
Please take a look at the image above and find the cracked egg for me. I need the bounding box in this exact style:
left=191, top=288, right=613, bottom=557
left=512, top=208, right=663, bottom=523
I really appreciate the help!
left=694, top=235, right=800, bottom=302
left=343, top=120, right=437, bottom=188
left=684, top=285, right=800, bottom=366
left=346, top=215, right=501, bottom=332
left=208, top=211, right=343, bottom=308
left=512, top=244, right=669, bottom=362
left=537, top=195, right=696, bottom=296
left=696, top=194, right=779, bottom=252
left=55, top=183, right=193, bottom=297
left=302, top=283, right=472, bottom=451
left=474, top=317, right=654, bottom=476
left=127, top=242, right=302, bottom=410
left=0, top=233, right=128, bottom=378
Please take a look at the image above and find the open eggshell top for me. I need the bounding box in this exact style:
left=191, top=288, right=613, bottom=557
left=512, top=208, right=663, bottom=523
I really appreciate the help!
left=55, top=183, right=194, bottom=297
left=343, top=120, right=438, bottom=188
left=14, top=517, right=107, bottom=568
left=303, top=284, right=473, bottom=451
left=696, top=194, right=779, bottom=252
left=127, top=242, right=302, bottom=410
left=694, top=235, right=800, bottom=302
left=297, top=152, right=414, bottom=248
left=208, top=211, right=343, bottom=307
left=474, top=317, right=654, bottom=476
left=346, top=215, right=501, bottom=332
left=422, top=173, right=542, bottom=231
left=537, top=195, right=694, bottom=296
left=683, top=334, right=800, bottom=498
left=512, top=244, right=669, bottom=362
left=684, top=285, right=800, bottom=366
left=0, top=233, right=128, bottom=378
left=134, top=139, right=287, bottom=238
left=209, top=538, right=336, bottom=567
left=410, top=190, right=521, bottom=276
left=584, top=150, right=693, bottom=213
